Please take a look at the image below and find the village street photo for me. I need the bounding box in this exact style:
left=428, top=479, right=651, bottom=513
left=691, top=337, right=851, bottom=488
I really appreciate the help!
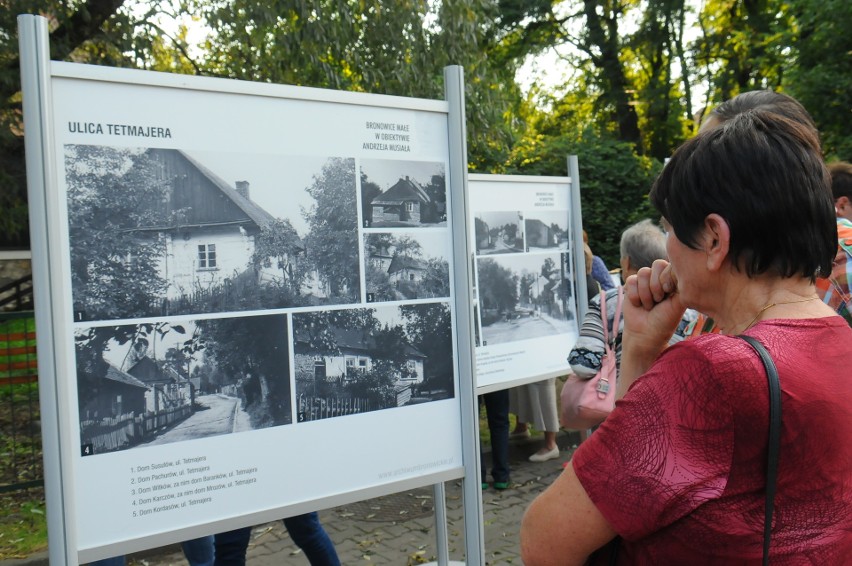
left=475, top=211, right=524, bottom=255
left=364, top=231, right=451, bottom=302
left=65, top=145, right=361, bottom=322
left=476, top=252, right=575, bottom=346
left=360, top=159, right=447, bottom=228
left=76, top=314, right=292, bottom=455
left=292, top=303, right=454, bottom=421
left=524, top=210, right=570, bottom=252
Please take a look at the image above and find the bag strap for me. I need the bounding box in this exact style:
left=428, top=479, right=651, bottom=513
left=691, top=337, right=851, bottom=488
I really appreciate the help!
left=737, top=335, right=781, bottom=566
left=599, top=285, right=624, bottom=352
left=598, top=285, right=609, bottom=347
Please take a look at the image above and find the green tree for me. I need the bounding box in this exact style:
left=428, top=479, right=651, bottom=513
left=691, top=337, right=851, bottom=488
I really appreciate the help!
left=506, top=125, right=660, bottom=267
left=1, top=0, right=194, bottom=246
left=785, top=0, right=852, bottom=160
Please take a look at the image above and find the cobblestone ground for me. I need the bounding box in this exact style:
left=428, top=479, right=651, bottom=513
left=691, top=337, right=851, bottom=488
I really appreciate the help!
left=123, top=434, right=578, bottom=566
left=3, top=432, right=580, bottom=566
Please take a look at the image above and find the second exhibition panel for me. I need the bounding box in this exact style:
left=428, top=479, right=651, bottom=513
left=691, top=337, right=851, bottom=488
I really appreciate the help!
left=468, top=174, right=580, bottom=392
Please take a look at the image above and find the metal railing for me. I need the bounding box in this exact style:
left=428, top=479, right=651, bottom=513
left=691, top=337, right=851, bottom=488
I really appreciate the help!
left=0, top=274, right=34, bottom=311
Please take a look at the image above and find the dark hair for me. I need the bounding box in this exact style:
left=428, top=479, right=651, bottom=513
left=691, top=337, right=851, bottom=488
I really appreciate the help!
left=828, top=161, right=852, bottom=201
left=708, top=90, right=817, bottom=133
left=651, top=109, right=835, bottom=281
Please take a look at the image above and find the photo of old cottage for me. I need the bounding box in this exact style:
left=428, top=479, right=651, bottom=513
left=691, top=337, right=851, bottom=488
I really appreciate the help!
left=360, top=159, right=447, bottom=228
left=292, top=303, right=454, bottom=421
left=364, top=232, right=450, bottom=302
left=76, top=314, right=292, bottom=455
left=66, top=145, right=360, bottom=321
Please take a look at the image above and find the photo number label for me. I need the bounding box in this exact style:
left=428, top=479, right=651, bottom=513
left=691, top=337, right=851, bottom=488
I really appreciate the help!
left=81, top=443, right=94, bottom=457
left=297, top=411, right=306, bottom=422
left=366, top=293, right=376, bottom=303
left=363, top=219, right=372, bottom=228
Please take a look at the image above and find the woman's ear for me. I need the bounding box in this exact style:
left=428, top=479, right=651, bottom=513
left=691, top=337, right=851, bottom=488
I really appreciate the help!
left=702, top=213, right=730, bottom=272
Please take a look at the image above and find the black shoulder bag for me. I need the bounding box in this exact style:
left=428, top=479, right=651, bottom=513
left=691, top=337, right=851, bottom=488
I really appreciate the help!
left=738, top=335, right=781, bottom=566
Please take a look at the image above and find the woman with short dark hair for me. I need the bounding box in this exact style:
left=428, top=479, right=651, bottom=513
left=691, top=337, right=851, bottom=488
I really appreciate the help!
left=521, top=97, right=852, bottom=564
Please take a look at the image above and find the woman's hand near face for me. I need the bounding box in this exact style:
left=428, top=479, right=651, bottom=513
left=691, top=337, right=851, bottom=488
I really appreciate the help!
left=617, top=259, right=687, bottom=398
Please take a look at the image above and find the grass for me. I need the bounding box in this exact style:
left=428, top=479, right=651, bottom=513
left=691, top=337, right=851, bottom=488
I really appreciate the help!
left=1, top=354, right=47, bottom=560
left=0, top=488, right=48, bottom=559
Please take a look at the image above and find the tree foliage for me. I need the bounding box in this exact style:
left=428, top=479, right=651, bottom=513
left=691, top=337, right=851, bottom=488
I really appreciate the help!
left=251, top=218, right=308, bottom=292
left=65, top=145, right=169, bottom=320
left=302, top=157, right=359, bottom=299
left=477, top=258, right=519, bottom=314
left=3, top=0, right=852, bottom=251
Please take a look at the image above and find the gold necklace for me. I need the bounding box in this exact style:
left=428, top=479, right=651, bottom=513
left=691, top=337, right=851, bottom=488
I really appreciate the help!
left=741, top=295, right=820, bottom=332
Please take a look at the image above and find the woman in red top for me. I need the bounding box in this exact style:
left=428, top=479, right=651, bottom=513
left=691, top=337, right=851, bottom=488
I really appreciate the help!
left=521, top=96, right=852, bottom=564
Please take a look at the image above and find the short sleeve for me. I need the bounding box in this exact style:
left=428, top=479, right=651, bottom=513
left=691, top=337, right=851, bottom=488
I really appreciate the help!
left=572, top=340, right=734, bottom=540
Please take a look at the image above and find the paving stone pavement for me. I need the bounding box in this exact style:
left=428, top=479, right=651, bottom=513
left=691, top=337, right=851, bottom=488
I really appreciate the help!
left=3, top=432, right=580, bottom=566
left=120, top=432, right=580, bottom=566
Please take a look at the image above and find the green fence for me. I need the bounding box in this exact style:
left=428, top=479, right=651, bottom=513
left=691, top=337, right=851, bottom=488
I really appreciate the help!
left=0, top=311, right=42, bottom=493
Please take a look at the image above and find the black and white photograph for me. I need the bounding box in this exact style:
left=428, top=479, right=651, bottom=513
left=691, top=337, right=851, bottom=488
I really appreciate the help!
left=477, top=252, right=575, bottom=346
left=292, top=303, right=454, bottom=421
left=524, top=210, right=570, bottom=251
left=360, top=159, right=447, bottom=228
left=65, top=145, right=361, bottom=322
left=76, top=314, right=292, bottom=455
left=364, top=231, right=450, bottom=302
left=474, top=211, right=525, bottom=255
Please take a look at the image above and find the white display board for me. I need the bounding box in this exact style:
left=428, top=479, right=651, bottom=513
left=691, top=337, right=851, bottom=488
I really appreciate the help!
left=468, top=174, right=580, bottom=393
left=20, top=17, right=477, bottom=563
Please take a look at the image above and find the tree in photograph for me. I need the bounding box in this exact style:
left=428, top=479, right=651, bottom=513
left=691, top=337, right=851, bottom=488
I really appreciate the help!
left=195, top=315, right=291, bottom=428
left=303, top=157, right=359, bottom=300
left=365, top=262, right=396, bottom=301
left=400, top=303, right=453, bottom=393
left=364, top=232, right=397, bottom=299
left=294, top=310, right=379, bottom=356
left=503, top=222, right=518, bottom=244
left=65, top=145, right=170, bottom=320
left=251, top=218, right=309, bottom=293
left=478, top=259, right=519, bottom=315
left=75, top=325, right=138, bottom=415
left=421, top=258, right=451, bottom=298
left=392, top=235, right=422, bottom=260
left=346, top=323, right=415, bottom=406
left=361, top=173, right=382, bottom=223
left=475, top=217, right=490, bottom=250
left=519, top=272, right=536, bottom=305
left=540, top=257, right=557, bottom=279
left=421, top=172, right=447, bottom=222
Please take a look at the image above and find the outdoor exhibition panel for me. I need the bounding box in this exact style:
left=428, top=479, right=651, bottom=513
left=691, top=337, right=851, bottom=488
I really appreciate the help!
left=19, top=16, right=478, bottom=564
left=468, top=174, right=581, bottom=393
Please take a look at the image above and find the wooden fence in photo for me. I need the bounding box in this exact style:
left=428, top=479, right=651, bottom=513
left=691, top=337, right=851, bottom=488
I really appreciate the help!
left=80, top=404, right=193, bottom=454
left=297, top=395, right=371, bottom=422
